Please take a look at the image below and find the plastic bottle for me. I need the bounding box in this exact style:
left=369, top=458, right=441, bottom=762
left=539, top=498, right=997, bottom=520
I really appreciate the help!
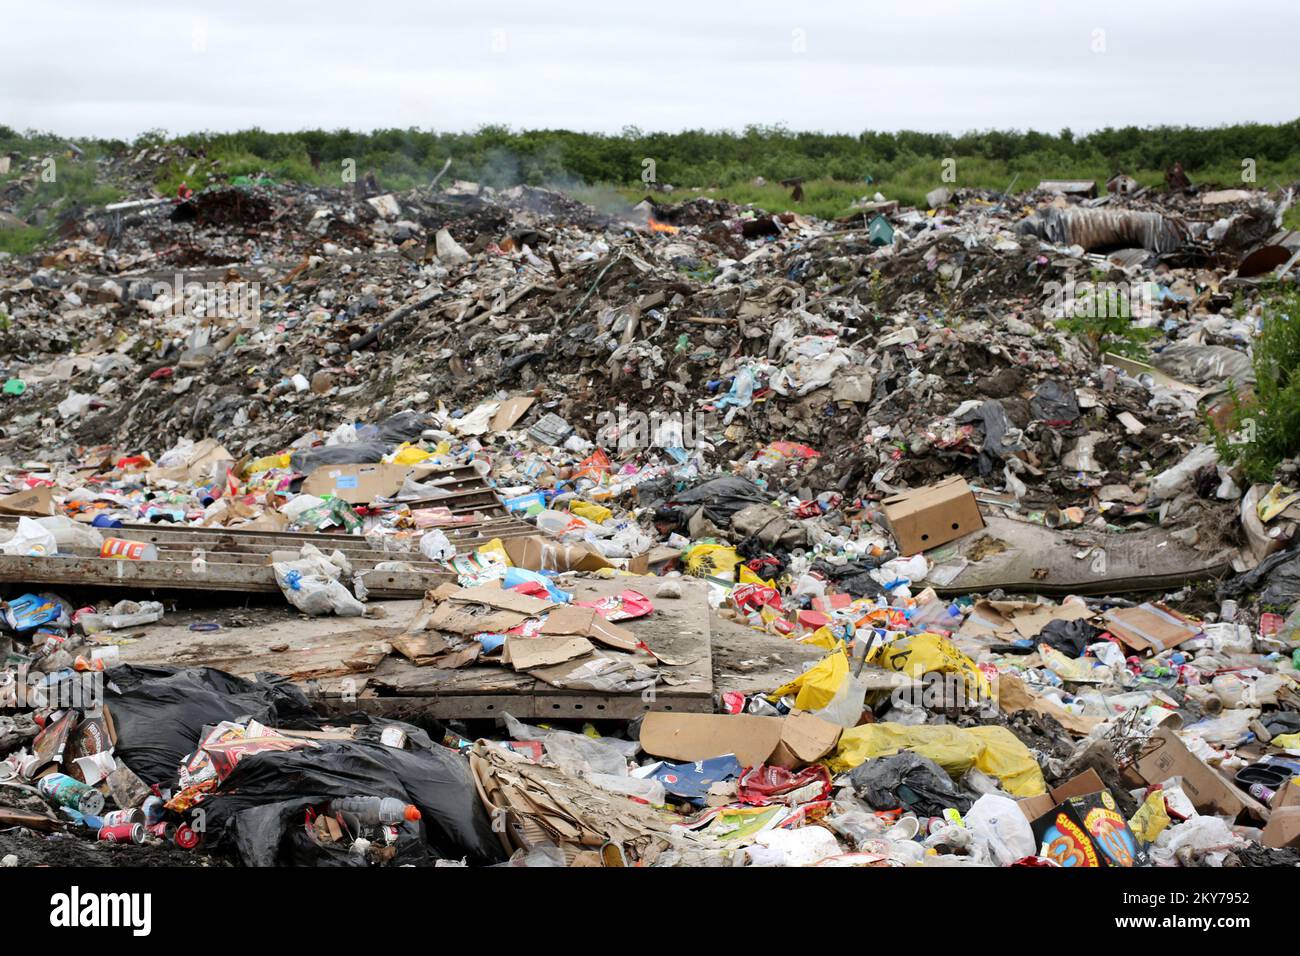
left=326, top=796, right=420, bottom=826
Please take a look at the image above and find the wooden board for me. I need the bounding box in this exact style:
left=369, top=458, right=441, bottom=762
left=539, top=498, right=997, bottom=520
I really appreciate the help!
left=114, top=577, right=715, bottom=720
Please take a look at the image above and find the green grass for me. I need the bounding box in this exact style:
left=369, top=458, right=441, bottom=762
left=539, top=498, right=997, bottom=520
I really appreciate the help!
left=0, top=225, right=50, bottom=256
left=1211, top=286, right=1300, bottom=484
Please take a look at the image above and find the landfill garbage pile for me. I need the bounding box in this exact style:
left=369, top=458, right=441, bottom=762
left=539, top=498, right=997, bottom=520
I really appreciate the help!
left=2, top=155, right=1300, bottom=866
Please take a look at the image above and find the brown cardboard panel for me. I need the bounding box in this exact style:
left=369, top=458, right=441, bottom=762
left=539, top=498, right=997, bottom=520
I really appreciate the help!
left=1263, top=807, right=1300, bottom=848
left=768, top=712, right=842, bottom=770
left=505, top=636, right=594, bottom=670
left=640, top=712, right=785, bottom=768
left=882, top=476, right=984, bottom=556
left=1103, top=603, right=1199, bottom=654
left=503, top=535, right=613, bottom=573
left=301, top=463, right=413, bottom=504
left=491, top=396, right=535, bottom=432
left=1134, top=727, right=1269, bottom=822
left=0, top=485, right=55, bottom=516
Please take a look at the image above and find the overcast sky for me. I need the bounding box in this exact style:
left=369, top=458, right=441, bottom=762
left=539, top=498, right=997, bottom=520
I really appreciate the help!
left=2, top=0, right=1296, bottom=139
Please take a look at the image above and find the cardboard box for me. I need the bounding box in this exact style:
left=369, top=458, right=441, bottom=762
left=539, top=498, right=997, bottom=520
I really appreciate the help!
left=502, top=535, right=613, bottom=573
left=882, top=477, right=984, bottom=556
left=301, top=463, right=412, bottom=504
left=1017, top=768, right=1105, bottom=823
left=1262, top=806, right=1300, bottom=848
left=0, top=485, right=55, bottom=516
left=1134, top=727, right=1269, bottom=822
left=1031, top=790, right=1147, bottom=867
left=639, top=711, right=841, bottom=770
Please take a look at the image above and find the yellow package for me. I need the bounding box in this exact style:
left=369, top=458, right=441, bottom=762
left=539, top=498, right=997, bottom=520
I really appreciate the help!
left=245, top=453, right=291, bottom=474
left=391, top=443, right=432, bottom=465
left=1272, top=732, right=1300, bottom=750
left=872, top=632, right=990, bottom=702
left=769, top=647, right=848, bottom=711
left=1128, top=789, right=1171, bottom=845
left=684, top=543, right=740, bottom=578
left=476, top=537, right=512, bottom=567
left=801, top=625, right=845, bottom=651
left=569, top=500, right=613, bottom=524
left=828, top=722, right=1046, bottom=796
left=737, top=564, right=776, bottom=589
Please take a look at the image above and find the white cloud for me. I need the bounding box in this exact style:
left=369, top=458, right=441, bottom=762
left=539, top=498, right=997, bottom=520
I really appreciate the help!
left=0, top=0, right=1295, bottom=138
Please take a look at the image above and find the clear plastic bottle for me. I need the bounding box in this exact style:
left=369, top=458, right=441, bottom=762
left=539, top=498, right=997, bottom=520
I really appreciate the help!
left=326, top=796, right=420, bottom=826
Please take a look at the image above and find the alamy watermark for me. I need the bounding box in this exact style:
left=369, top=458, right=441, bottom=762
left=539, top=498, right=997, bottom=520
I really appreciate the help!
left=151, top=274, right=261, bottom=322
left=594, top=403, right=716, bottom=451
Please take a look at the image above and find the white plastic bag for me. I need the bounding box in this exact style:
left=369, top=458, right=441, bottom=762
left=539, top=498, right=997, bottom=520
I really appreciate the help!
left=0, top=517, right=58, bottom=556
left=964, top=794, right=1036, bottom=867
left=418, top=529, right=455, bottom=562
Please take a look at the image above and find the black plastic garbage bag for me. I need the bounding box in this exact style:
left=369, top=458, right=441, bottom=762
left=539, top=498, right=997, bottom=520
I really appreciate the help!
left=1029, top=381, right=1080, bottom=424
left=811, top=557, right=887, bottom=598
left=290, top=441, right=390, bottom=475
left=1218, top=546, right=1300, bottom=606
left=957, top=400, right=1025, bottom=464
left=849, top=752, right=974, bottom=817
left=200, top=722, right=505, bottom=867
left=105, top=665, right=320, bottom=786
left=376, top=410, right=435, bottom=444
left=661, top=476, right=770, bottom=526
left=1038, top=617, right=1101, bottom=658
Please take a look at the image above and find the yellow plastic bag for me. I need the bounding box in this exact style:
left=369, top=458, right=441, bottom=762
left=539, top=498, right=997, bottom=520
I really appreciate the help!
left=1128, top=788, right=1171, bottom=845
left=871, top=632, right=990, bottom=702
left=1272, top=733, right=1300, bottom=750
left=391, top=443, right=431, bottom=465
left=769, top=647, right=848, bottom=711
left=828, top=722, right=1046, bottom=796
left=800, top=625, right=845, bottom=651
left=569, top=500, right=613, bottom=524
left=684, top=543, right=740, bottom=578
left=737, top=564, right=775, bottom=589
left=477, top=538, right=512, bottom=567
left=245, top=453, right=291, bottom=474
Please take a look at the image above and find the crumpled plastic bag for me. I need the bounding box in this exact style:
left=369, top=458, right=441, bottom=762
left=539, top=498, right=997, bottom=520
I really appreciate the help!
left=871, top=632, right=990, bottom=702
left=0, top=517, right=58, bottom=556
left=418, top=529, right=455, bottom=562
left=849, top=751, right=974, bottom=816
left=771, top=647, right=849, bottom=712
left=829, top=722, right=1046, bottom=797
left=964, top=793, right=1036, bottom=866
left=272, top=545, right=364, bottom=617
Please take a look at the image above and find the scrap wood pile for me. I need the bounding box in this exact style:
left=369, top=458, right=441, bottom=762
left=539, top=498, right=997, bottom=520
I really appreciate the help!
left=2, top=153, right=1300, bottom=866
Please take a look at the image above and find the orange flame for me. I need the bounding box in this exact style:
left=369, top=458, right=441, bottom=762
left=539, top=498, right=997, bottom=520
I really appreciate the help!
left=647, top=217, right=679, bottom=234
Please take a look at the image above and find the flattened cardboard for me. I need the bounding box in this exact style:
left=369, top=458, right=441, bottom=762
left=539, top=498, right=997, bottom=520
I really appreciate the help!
left=639, top=711, right=841, bottom=770
left=1103, top=603, right=1199, bottom=654
left=426, top=600, right=529, bottom=636
left=882, top=476, right=984, bottom=556
left=640, top=712, right=785, bottom=768
left=999, top=672, right=1101, bottom=737
left=0, top=485, right=55, bottom=516
left=301, top=463, right=413, bottom=504
left=505, top=636, right=594, bottom=670
left=491, top=396, right=535, bottom=433
left=1134, top=727, right=1269, bottom=822
left=541, top=605, right=640, bottom=653
left=450, top=581, right=555, bottom=616
left=503, top=535, right=613, bottom=573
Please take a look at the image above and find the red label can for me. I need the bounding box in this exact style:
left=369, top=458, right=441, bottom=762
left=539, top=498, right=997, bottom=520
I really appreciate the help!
left=98, top=823, right=145, bottom=843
